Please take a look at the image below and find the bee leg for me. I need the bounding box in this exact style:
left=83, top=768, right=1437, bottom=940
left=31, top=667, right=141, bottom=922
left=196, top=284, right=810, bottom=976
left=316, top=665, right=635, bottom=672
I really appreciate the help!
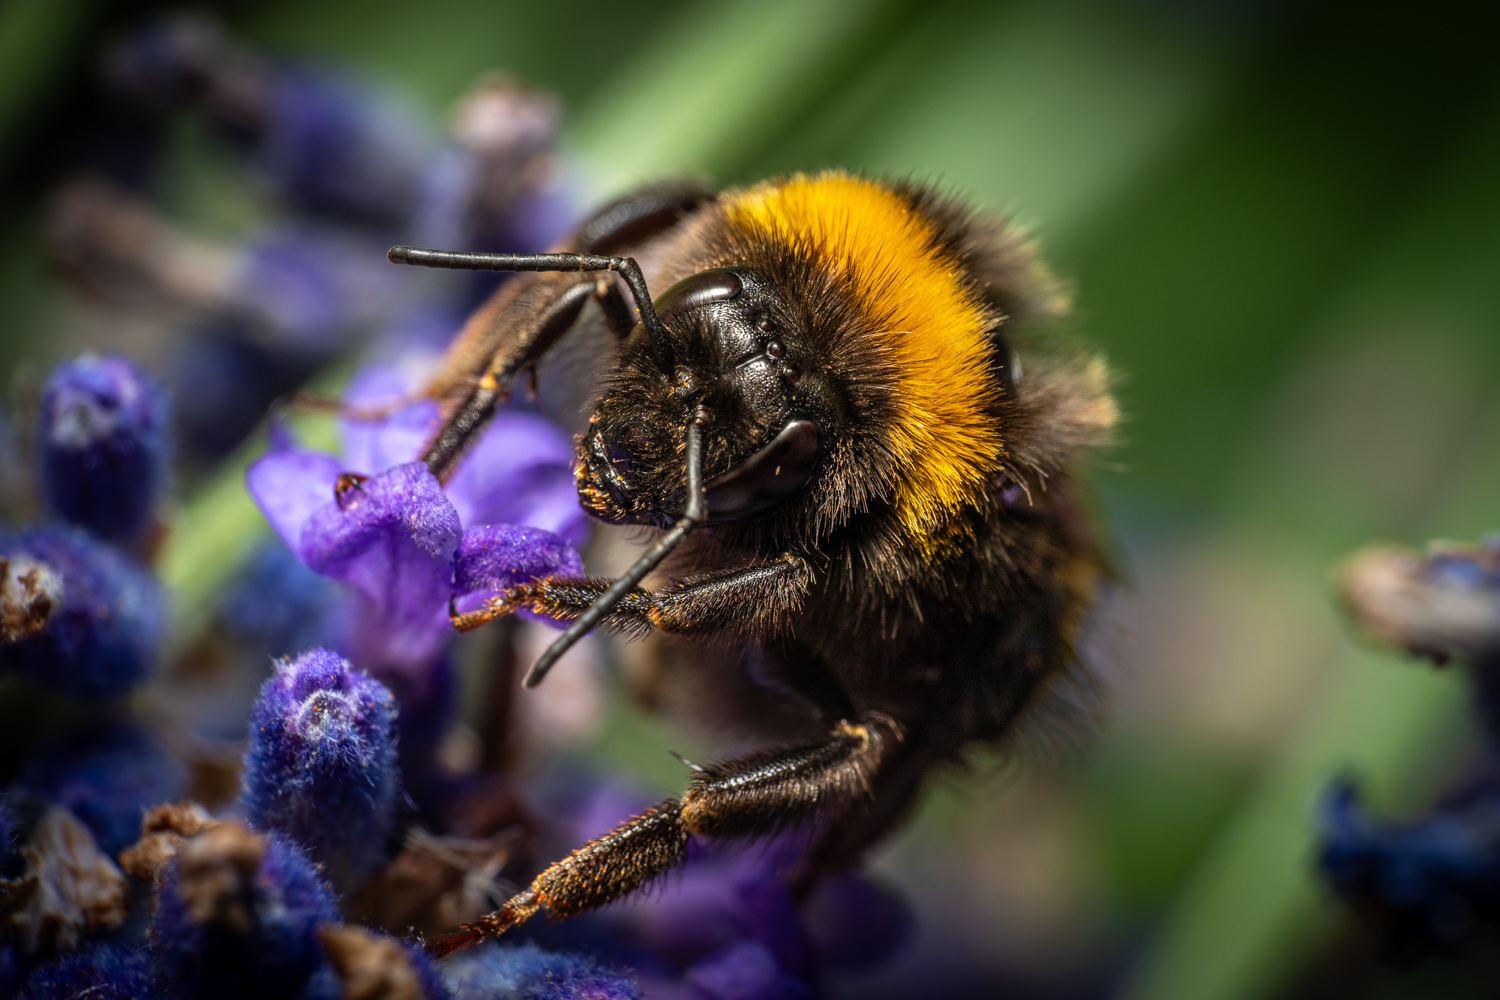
left=425, top=717, right=893, bottom=957
left=407, top=183, right=713, bottom=480
left=462, top=556, right=813, bottom=637
left=449, top=577, right=656, bottom=635
left=423, top=278, right=600, bottom=480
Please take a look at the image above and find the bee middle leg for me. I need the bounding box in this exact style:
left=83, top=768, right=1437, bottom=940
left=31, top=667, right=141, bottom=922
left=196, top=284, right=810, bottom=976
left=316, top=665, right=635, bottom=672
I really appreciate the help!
left=452, top=555, right=814, bottom=637
left=423, top=275, right=638, bottom=480
left=426, top=716, right=894, bottom=957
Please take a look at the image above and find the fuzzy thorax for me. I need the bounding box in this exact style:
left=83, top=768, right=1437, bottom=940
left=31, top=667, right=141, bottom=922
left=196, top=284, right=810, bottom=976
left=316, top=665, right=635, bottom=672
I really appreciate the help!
left=724, top=172, right=1002, bottom=549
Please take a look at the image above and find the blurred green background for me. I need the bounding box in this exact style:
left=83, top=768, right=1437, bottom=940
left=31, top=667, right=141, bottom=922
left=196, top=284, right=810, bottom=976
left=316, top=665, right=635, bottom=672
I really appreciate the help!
left=3, top=0, right=1499, bottom=997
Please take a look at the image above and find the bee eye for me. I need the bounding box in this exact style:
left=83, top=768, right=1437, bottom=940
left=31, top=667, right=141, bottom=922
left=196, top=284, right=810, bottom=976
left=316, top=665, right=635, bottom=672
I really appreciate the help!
left=755, top=314, right=775, bottom=333
left=783, top=366, right=800, bottom=383
left=702, top=419, right=820, bottom=522
left=765, top=341, right=785, bottom=359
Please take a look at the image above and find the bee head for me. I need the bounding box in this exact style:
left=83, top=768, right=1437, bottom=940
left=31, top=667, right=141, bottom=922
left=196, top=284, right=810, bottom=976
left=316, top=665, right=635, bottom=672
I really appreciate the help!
left=577, top=268, right=824, bottom=528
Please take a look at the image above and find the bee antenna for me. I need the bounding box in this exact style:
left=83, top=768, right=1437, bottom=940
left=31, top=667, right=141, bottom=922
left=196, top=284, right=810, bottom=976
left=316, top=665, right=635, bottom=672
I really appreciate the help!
left=386, top=246, right=675, bottom=373
left=522, top=405, right=711, bottom=688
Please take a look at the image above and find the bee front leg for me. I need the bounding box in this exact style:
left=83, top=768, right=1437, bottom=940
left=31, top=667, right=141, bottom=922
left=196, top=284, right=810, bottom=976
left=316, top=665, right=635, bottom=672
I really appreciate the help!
left=425, top=715, right=896, bottom=957
left=423, top=276, right=612, bottom=480
left=451, top=555, right=813, bottom=638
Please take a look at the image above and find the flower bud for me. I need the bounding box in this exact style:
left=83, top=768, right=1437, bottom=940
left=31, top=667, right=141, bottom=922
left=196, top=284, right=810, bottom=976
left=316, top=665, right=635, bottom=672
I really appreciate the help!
left=19, top=941, right=160, bottom=1000
left=38, top=353, right=168, bottom=544
left=242, top=649, right=400, bottom=892
left=150, top=820, right=339, bottom=1000
left=443, top=942, right=639, bottom=1000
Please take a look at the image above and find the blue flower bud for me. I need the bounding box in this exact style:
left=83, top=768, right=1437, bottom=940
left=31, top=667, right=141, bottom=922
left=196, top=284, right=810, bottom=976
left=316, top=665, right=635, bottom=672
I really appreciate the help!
left=443, top=942, right=640, bottom=1000
left=18, top=722, right=185, bottom=856
left=150, top=821, right=339, bottom=1000
left=242, top=649, right=400, bottom=892
left=19, top=941, right=162, bottom=1000
left=0, top=527, right=166, bottom=700
left=38, top=353, right=168, bottom=544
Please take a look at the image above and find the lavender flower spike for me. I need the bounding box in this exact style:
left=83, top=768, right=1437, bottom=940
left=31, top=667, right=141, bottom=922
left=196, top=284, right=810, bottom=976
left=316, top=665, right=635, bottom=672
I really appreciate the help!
left=38, top=353, right=168, bottom=544
left=242, top=649, right=400, bottom=893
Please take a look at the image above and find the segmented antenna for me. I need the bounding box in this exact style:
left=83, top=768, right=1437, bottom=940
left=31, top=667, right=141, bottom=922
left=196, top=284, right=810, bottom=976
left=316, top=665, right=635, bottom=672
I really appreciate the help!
left=386, top=246, right=674, bottom=373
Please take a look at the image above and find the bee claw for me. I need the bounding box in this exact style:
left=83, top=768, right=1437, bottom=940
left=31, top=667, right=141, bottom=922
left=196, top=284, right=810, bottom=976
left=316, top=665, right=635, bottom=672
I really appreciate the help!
left=448, top=583, right=542, bottom=632
left=425, top=889, right=539, bottom=956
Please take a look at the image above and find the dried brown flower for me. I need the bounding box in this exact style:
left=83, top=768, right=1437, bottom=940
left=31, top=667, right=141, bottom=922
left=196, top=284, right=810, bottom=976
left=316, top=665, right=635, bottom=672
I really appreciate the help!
left=0, top=806, right=129, bottom=952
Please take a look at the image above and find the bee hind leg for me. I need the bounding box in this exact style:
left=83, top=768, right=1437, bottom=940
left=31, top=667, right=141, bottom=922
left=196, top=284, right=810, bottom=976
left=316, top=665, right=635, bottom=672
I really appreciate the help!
left=424, top=717, right=895, bottom=957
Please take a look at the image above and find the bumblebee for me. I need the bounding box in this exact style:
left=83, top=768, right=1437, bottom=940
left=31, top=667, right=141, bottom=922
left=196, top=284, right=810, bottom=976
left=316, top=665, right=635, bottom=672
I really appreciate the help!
left=387, top=171, right=1117, bottom=955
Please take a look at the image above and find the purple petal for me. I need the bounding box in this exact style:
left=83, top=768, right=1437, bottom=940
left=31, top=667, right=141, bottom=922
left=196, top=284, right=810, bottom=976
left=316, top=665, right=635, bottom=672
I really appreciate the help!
left=299, top=462, right=462, bottom=670
left=246, top=446, right=344, bottom=557
left=684, top=942, right=812, bottom=1000
left=802, top=874, right=914, bottom=970
left=447, top=409, right=582, bottom=536
left=454, top=523, right=583, bottom=599
left=339, top=361, right=443, bottom=475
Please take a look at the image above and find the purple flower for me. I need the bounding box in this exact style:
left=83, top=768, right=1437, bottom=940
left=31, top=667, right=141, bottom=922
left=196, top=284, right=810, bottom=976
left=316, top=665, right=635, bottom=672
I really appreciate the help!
left=443, top=942, right=640, bottom=1000
left=682, top=941, right=814, bottom=1000
left=801, top=872, right=913, bottom=971
left=150, top=821, right=340, bottom=1000
left=0, top=527, right=166, bottom=700
left=38, top=353, right=168, bottom=544
left=245, top=361, right=584, bottom=676
left=410, top=76, right=575, bottom=310
left=241, top=649, right=400, bottom=893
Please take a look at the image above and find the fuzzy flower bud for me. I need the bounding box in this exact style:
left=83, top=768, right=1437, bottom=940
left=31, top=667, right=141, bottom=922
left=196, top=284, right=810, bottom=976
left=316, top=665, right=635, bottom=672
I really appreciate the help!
left=38, top=353, right=168, bottom=544
left=242, top=649, right=400, bottom=892
left=443, top=942, right=640, bottom=1000
left=150, top=820, right=339, bottom=1000
left=19, top=941, right=162, bottom=1000
left=0, top=528, right=165, bottom=699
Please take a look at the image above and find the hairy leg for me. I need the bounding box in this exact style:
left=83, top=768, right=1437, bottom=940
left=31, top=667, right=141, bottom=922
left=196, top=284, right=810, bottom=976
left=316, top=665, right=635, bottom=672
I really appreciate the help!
left=451, top=554, right=813, bottom=637
left=426, top=716, right=894, bottom=957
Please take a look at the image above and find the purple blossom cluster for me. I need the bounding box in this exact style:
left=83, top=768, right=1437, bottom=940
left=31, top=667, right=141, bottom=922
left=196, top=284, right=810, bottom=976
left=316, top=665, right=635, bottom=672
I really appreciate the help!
left=1317, top=537, right=1500, bottom=952
left=1, top=16, right=918, bottom=1000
